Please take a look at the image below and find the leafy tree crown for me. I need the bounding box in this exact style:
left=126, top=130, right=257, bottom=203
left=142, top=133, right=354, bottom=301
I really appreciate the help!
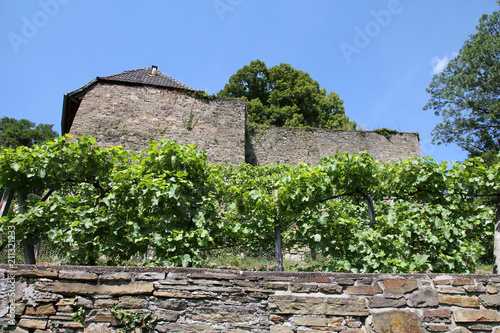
left=424, top=4, right=500, bottom=161
left=0, top=117, right=58, bottom=149
left=218, top=60, right=357, bottom=131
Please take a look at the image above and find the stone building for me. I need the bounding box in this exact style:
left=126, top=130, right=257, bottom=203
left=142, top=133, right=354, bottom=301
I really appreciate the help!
left=62, top=66, right=421, bottom=165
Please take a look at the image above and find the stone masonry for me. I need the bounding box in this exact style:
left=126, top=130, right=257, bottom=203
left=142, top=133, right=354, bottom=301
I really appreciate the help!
left=247, top=127, right=421, bottom=165
left=69, top=83, right=247, bottom=166
left=3, top=265, right=500, bottom=332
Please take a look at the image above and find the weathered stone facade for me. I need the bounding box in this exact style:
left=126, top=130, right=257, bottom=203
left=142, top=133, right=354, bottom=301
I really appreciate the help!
left=69, top=83, right=247, bottom=165
left=4, top=265, right=500, bottom=332
left=247, top=127, right=421, bottom=165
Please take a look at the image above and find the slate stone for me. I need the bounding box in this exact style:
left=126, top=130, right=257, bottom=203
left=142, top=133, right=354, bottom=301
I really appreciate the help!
left=345, top=285, right=374, bottom=295
left=155, top=323, right=215, bottom=333
left=452, top=278, right=475, bottom=286
left=269, top=296, right=368, bottom=316
left=383, top=279, right=418, bottom=295
left=407, top=288, right=439, bottom=307
left=486, top=285, right=499, bottom=294
left=18, top=319, right=47, bottom=330
left=453, top=328, right=472, bottom=333
left=59, top=270, right=98, bottom=280
left=83, top=323, right=112, bottom=332
left=422, top=308, right=452, bottom=323
left=99, top=272, right=131, bottom=281
left=154, top=308, right=180, bottom=322
left=319, top=284, right=342, bottom=294
left=49, top=320, right=84, bottom=328
left=369, top=295, right=407, bottom=308
left=438, top=295, right=479, bottom=308
left=15, top=302, right=26, bottom=316
left=479, top=294, right=500, bottom=307
left=260, top=282, right=289, bottom=290
left=11, top=270, right=58, bottom=279
left=34, top=281, right=154, bottom=296
left=371, top=311, right=425, bottom=333
left=233, top=279, right=256, bottom=287
left=293, top=316, right=327, bottom=327
left=76, top=295, right=94, bottom=309
left=291, top=283, right=319, bottom=293
left=135, top=272, right=166, bottom=280
left=156, top=299, right=187, bottom=311
left=117, top=296, right=147, bottom=309
left=270, top=326, right=294, bottom=333
left=8, top=327, right=29, bottom=333
left=86, top=309, right=118, bottom=325
left=454, top=310, right=500, bottom=323
left=424, top=324, right=451, bottom=332
left=189, top=304, right=262, bottom=323
left=25, top=304, right=56, bottom=315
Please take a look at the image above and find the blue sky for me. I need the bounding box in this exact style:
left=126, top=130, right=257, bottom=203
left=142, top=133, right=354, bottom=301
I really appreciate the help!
left=1, top=1, right=498, bottom=162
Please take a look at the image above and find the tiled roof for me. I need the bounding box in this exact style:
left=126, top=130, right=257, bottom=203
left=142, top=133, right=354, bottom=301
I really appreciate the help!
left=97, top=67, right=196, bottom=91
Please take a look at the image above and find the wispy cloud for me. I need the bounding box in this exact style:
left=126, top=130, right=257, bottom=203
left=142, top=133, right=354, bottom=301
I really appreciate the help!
left=431, top=56, right=449, bottom=74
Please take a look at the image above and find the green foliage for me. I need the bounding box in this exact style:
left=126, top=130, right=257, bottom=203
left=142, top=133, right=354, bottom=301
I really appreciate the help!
left=373, top=128, right=401, bottom=141
left=109, top=303, right=157, bottom=332
left=0, top=135, right=498, bottom=272
left=218, top=59, right=357, bottom=130
left=0, top=136, right=219, bottom=266
left=186, top=89, right=218, bottom=102
left=182, top=109, right=199, bottom=130
left=424, top=5, right=500, bottom=157
left=0, top=117, right=58, bottom=148
left=71, top=305, right=86, bottom=325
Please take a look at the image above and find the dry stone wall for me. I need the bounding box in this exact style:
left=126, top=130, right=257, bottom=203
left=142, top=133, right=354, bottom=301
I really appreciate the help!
left=247, top=127, right=421, bottom=166
left=69, top=83, right=247, bottom=165
left=3, top=265, right=500, bottom=332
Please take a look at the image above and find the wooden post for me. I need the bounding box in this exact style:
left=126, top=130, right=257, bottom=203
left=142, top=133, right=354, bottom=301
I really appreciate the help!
left=17, top=192, right=36, bottom=265
left=273, top=190, right=283, bottom=272
left=364, top=194, right=376, bottom=229
left=311, top=248, right=317, bottom=261
left=494, top=197, right=500, bottom=274
left=0, top=189, right=13, bottom=217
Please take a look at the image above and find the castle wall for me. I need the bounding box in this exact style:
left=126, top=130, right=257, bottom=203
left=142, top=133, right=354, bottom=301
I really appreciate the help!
left=247, top=127, right=421, bottom=165
left=69, top=83, right=421, bottom=166
left=5, top=265, right=500, bottom=332
left=69, top=83, right=247, bottom=165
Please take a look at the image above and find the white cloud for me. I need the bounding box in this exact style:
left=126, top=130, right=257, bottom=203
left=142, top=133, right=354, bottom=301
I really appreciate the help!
left=431, top=56, right=449, bottom=74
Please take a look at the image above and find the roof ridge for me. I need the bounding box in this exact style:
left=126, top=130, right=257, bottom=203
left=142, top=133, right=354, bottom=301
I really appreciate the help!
left=97, top=66, right=196, bottom=91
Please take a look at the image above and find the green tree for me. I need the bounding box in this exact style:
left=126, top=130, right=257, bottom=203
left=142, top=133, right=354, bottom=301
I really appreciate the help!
left=0, top=117, right=58, bottom=263
left=218, top=60, right=357, bottom=130
left=0, top=117, right=58, bottom=148
left=424, top=4, right=500, bottom=160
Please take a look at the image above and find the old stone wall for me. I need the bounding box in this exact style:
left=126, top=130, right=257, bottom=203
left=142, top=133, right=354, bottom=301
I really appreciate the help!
left=69, top=83, right=247, bottom=165
left=248, top=127, right=421, bottom=166
left=3, top=265, right=500, bottom=332
left=68, top=83, right=421, bottom=166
